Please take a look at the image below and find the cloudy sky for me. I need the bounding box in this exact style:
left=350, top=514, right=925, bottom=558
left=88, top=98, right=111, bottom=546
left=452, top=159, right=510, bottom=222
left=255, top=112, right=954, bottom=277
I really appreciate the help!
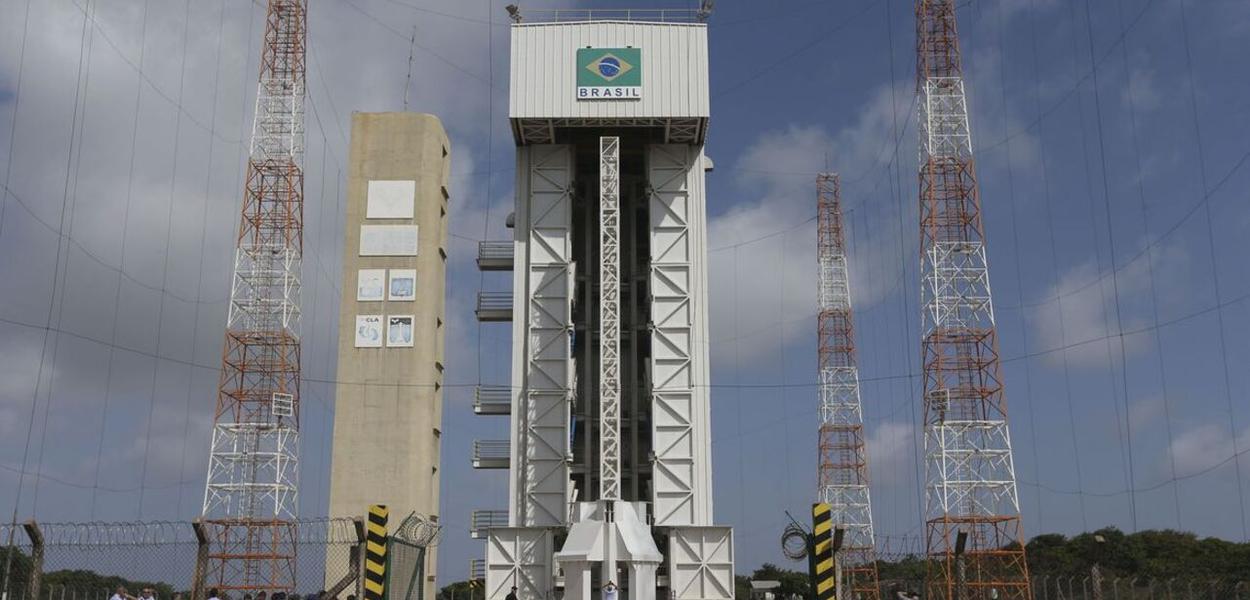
left=3, top=0, right=1250, bottom=585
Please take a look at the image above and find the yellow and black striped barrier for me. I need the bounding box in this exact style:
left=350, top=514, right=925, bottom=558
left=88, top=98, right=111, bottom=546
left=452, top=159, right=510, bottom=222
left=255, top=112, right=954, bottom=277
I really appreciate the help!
left=365, top=505, right=388, bottom=600
left=812, top=503, right=835, bottom=600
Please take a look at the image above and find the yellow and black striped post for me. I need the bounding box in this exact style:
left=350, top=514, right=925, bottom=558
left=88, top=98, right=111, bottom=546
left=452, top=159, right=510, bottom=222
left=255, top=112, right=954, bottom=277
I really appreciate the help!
left=365, top=505, right=389, bottom=600
left=812, top=503, right=835, bottom=600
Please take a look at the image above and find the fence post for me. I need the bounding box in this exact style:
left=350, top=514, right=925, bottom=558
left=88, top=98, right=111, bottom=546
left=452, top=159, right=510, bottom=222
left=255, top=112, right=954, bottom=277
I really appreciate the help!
left=191, top=519, right=209, bottom=600
left=21, top=521, right=42, bottom=600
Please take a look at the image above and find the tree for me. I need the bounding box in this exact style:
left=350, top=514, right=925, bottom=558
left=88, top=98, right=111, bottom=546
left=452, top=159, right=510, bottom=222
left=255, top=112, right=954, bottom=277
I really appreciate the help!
left=735, top=563, right=811, bottom=600
left=0, top=547, right=34, bottom=597
left=438, top=579, right=481, bottom=600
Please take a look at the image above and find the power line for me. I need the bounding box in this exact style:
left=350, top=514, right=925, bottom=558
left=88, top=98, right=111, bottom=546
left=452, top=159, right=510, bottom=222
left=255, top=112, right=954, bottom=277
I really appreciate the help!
left=0, top=0, right=33, bottom=242
left=31, top=0, right=103, bottom=520
left=136, top=0, right=194, bottom=519
left=0, top=185, right=227, bottom=305
left=3, top=3, right=96, bottom=595
left=712, top=0, right=879, bottom=98
left=1111, top=0, right=1184, bottom=530
left=1027, top=0, right=1088, bottom=531
left=977, top=0, right=1157, bottom=156
left=1177, top=0, right=1248, bottom=540
left=173, top=0, right=230, bottom=521
left=340, top=0, right=497, bottom=89
left=1081, top=0, right=1139, bottom=532
left=997, top=0, right=1045, bottom=531
left=67, top=0, right=244, bottom=145
left=89, top=0, right=151, bottom=521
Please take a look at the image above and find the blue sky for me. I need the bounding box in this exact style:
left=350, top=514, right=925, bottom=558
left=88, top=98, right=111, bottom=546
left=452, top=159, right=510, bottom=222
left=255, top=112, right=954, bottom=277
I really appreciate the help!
left=1, top=0, right=1249, bottom=587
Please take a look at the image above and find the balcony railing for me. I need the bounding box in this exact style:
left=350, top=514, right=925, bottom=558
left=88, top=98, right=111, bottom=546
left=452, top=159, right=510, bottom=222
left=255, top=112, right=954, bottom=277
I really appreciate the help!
left=476, top=241, right=513, bottom=271
left=470, top=510, right=508, bottom=538
left=474, top=385, right=512, bottom=415
left=475, top=292, right=512, bottom=322
left=517, top=9, right=706, bottom=23
left=472, top=439, right=510, bottom=469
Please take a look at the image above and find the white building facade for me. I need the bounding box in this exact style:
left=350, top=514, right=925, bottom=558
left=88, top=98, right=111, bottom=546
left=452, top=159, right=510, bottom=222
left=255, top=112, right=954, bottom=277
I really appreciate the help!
left=475, top=13, right=733, bottom=600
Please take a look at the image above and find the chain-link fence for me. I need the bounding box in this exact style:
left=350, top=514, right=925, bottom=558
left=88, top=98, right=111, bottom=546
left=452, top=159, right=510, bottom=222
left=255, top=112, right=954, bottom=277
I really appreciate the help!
left=777, top=542, right=1249, bottom=600
left=385, top=514, right=442, bottom=600
left=871, top=576, right=1248, bottom=600
left=0, top=519, right=363, bottom=600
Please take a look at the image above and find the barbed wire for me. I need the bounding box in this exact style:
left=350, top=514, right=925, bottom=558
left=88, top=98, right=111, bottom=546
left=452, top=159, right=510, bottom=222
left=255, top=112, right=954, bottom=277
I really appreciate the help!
left=0, top=518, right=363, bottom=548
left=391, top=513, right=442, bottom=549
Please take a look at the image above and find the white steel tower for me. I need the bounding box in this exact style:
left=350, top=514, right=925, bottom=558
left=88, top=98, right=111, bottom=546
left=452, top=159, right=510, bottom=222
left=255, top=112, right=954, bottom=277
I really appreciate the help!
left=916, top=2, right=1031, bottom=600
left=473, top=9, right=733, bottom=600
left=201, top=0, right=306, bottom=593
left=815, top=174, right=881, bottom=600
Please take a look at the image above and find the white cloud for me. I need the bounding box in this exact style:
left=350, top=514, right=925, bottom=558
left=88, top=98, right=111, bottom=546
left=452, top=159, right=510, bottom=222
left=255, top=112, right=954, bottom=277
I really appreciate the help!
left=1123, top=67, right=1162, bottom=112
left=707, top=85, right=913, bottom=362
left=1129, top=393, right=1168, bottom=430
left=1167, top=423, right=1250, bottom=475
left=865, top=420, right=915, bottom=486
left=1029, top=236, right=1189, bottom=367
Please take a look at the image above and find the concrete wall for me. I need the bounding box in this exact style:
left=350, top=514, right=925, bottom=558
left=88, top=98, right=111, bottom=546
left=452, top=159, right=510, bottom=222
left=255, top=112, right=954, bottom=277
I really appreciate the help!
left=327, top=112, right=450, bottom=599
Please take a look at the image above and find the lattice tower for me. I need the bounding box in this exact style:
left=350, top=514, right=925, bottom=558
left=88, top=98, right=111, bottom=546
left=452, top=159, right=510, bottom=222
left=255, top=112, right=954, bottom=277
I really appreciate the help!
left=599, top=136, right=621, bottom=502
left=915, top=2, right=1031, bottom=600
left=201, top=0, right=306, bottom=593
left=816, top=173, right=881, bottom=600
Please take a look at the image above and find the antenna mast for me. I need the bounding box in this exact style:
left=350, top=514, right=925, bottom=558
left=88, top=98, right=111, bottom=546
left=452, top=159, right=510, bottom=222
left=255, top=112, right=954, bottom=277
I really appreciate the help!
left=915, top=2, right=1031, bottom=600
left=816, top=173, right=881, bottom=600
left=201, top=0, right=307, bottom=593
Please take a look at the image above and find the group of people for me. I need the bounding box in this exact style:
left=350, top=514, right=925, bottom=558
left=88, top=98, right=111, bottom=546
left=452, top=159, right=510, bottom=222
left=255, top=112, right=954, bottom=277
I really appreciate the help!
left=111, top=586, right=357, bottom=600
left=505, top=581, right=619, bottom=600
left=109, top=586, right=159, bottom=600
left=209, top=589, right=356, bottom=600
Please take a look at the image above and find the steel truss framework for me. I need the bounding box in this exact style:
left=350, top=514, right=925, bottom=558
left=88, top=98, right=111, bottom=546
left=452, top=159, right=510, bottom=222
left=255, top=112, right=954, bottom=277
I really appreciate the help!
left=513, top=117, right=705, bottom=146
left=599, top=137, right=622, bottom=502
left=513, top=145, right=574, bottom=527
left=202, top=0, right=306, bottom=593
left=915, top=2, right=1030, bottom=600
left=815, top=174, right=881, bottom=600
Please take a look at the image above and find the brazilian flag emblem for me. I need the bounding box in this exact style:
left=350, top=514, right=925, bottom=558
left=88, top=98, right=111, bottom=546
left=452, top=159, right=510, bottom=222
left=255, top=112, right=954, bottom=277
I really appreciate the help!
left=576, top=48, right=642, bottom=99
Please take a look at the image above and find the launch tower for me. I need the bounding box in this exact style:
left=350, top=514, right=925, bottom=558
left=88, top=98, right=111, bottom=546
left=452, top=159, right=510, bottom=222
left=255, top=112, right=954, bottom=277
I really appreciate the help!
left=475, top=10, right=733, bottom=600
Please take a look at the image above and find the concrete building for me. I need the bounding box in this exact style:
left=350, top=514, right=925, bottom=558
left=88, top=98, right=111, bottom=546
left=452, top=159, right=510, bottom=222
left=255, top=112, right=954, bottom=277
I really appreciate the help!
left=474, top=11, right=733, bottom=600
left=328, top=112, right=450, bottom=599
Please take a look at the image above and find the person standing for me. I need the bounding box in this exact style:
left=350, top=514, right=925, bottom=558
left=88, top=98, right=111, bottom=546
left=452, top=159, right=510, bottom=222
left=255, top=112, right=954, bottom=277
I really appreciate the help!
left=506, top=586, right=519, bottom=600
left=603, top=581, right=618, bottom=600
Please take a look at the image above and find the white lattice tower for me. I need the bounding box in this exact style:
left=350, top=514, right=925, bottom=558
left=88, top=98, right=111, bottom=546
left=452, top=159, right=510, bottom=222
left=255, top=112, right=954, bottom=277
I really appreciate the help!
left=201, top=0, right=306, bottom=593
left=599, top=137, right=621, bottom=502
left=916, top=1, right=1031, bottom=599
left=815, top=174, right=880, bottom=600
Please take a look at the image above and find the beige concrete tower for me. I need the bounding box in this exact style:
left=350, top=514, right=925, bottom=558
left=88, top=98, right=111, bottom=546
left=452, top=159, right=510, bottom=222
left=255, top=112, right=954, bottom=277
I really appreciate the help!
left=328, top=112, right=450, bottom=599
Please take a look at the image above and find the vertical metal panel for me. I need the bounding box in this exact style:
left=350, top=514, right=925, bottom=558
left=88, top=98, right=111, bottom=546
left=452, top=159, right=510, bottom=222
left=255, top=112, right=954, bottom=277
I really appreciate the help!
left=649, top=144, right=714, bottom=527
left=512, top=144, right=573, bottom=528
left=509, top=22, right=709, bottom=119
left=485, top=528, right=552, bottom=600
left=667, top=527, right=735, bottom=600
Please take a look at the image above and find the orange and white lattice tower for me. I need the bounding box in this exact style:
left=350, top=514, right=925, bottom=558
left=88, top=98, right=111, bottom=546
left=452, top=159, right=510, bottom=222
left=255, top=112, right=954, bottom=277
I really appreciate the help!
left=201, top=0, right=306, bottom=593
